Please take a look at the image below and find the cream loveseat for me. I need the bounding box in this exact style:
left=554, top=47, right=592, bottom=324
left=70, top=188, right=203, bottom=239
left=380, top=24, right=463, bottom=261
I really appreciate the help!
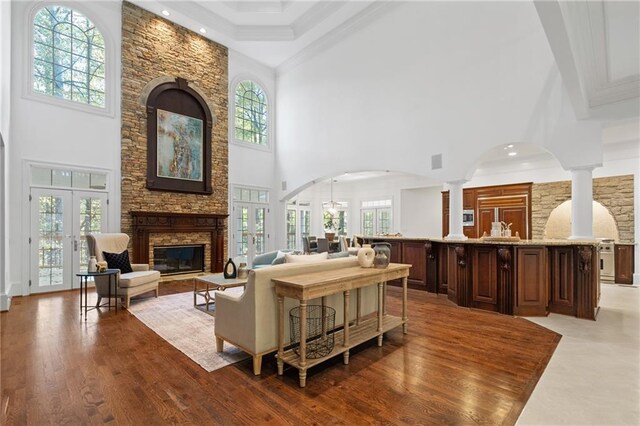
left=214, top=256, right=378, bottom=375
left=86, top=233, right=160, bottom=308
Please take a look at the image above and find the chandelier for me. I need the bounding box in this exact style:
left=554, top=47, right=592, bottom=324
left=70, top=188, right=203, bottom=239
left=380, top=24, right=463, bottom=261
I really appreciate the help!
left=322, top=178, right=342, bottom=214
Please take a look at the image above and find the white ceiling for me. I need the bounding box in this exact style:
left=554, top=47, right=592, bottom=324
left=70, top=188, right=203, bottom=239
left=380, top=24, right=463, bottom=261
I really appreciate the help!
left=131, top=1, right=640, bottom=115
left=129, top=0, right=386, bottom=68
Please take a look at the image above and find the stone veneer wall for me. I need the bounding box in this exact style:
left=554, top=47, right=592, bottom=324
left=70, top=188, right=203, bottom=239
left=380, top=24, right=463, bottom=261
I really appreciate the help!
left=120, top=2, right=228, bottom=264
left=532, top=175, right=635, bottom=243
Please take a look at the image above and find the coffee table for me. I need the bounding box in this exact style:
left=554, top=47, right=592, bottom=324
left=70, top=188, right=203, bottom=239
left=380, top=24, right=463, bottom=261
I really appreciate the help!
left=194, top=273, right=248, bottom=312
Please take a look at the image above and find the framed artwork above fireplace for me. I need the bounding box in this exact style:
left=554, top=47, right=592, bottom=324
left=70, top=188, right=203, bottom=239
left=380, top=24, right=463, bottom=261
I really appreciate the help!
left=146, top=77, right=213, bottom=194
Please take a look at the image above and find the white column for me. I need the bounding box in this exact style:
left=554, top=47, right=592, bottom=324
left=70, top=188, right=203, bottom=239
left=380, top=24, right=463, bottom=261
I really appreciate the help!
left=568, top=167, right=594, bottom=240
left=445, top=180, right=467, bottom=240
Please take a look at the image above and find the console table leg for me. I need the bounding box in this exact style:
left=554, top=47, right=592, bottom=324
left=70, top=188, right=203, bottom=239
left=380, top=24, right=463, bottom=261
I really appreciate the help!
left=343, top=290, right=350, bottom=364
left=402, top=277, right=408, bottom=334
left=377, top=282, right=384, bottom=347
left=299, top=369, right=307, bottom=388
left=277, top=295, right=285, bottom=375
left=299, top=301, right=308, bottom=380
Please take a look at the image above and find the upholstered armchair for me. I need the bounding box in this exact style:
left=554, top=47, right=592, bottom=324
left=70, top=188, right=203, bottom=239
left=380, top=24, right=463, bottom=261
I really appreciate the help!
left=86, top=233, right=160, bottom=308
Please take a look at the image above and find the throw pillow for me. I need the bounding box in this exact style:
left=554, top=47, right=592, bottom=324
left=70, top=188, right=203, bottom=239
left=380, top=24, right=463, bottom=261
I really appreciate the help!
left=271, top=250, right=288, bottom=265
left=102, top=250, right=133, bottom=274
left=284, top=252, right=328, bottom=263
left=328, top=251, right=350, bottom=259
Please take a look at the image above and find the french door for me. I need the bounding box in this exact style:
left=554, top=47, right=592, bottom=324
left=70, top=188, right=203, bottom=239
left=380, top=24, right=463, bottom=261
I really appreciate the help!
left=30, top=188, right=108, bottom=293
left=233, top=202, right=267, bottom=266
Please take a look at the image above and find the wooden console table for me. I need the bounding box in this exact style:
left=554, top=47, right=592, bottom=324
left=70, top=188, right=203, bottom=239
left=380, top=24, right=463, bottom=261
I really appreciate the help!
left=273, top=263, right=411, bottom=387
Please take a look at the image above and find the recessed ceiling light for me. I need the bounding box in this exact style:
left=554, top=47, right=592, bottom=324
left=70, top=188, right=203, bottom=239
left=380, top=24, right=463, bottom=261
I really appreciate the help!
left=199, top=28, right=207, bottom=34
left=161, top=9, right=170, bottom=16
left=508, top=152, right=517, bottom=157
left=504, top=144, right=515, bottom=150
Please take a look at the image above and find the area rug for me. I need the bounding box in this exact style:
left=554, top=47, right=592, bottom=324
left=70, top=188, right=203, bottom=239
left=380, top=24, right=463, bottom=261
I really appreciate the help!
left=128, top=290, right=249, bottom=372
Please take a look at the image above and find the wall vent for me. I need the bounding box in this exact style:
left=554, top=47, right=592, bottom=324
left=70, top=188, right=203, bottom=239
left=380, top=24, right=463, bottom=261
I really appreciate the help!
left=431, top=154, right=443, bottom=170
left=281, top=180, right=287, bottom=191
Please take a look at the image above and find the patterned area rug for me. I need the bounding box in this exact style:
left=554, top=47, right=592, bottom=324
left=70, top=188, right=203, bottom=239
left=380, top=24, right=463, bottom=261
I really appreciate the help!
left=128, top=290, right=249, bottom=372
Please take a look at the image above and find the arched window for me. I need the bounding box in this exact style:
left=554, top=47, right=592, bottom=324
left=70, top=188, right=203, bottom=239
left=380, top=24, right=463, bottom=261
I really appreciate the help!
left=234, top=80, right=268, bottom=146
left=32, top=5, right=106, bottom=108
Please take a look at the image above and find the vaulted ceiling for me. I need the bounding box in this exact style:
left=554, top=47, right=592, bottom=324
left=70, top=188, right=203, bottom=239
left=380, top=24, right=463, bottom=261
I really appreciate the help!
left=132, top=0, right=639, bottom=121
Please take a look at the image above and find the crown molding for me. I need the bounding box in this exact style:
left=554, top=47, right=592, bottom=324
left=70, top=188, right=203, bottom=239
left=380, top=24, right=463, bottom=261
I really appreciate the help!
left=277, top=1, right=396, bottom=75
left=562, top=1, right=640, bottom=109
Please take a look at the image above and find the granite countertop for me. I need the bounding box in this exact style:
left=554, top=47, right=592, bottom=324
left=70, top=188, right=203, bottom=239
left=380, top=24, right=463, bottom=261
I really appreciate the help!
left=358, top=235, right=601, bottom=246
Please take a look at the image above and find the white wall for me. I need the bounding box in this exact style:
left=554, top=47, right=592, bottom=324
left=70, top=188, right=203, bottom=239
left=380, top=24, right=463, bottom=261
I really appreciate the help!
left=401, top=187, right=443, bottom=238
left=1, top=0, right=12, bottom=309
left=275, top=1, right=602, bottom=200
left=228, top=50, right=278, bottom=253
left=9, top=1, right=122, bottom=296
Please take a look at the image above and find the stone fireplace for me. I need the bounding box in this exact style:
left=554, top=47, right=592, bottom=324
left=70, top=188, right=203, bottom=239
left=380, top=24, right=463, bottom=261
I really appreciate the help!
left=120, top=2, right=229, bottom=269
left=131, top=211, right=226, bottom=274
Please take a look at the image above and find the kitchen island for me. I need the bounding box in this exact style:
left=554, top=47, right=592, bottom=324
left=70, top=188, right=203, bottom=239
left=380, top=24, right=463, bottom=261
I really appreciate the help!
left=358, top=236, right=600, bottom=320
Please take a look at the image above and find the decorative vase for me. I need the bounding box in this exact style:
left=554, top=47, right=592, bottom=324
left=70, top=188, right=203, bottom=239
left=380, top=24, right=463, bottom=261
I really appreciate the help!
left=88, top=256, right=97, bottom=273
left=237, top=262, right=248, bottom=279
left=224, top=258, right=237, bottom=279
left=357, top=244, right=375, bottom=268
left=373, top=242, right=391, bottom=269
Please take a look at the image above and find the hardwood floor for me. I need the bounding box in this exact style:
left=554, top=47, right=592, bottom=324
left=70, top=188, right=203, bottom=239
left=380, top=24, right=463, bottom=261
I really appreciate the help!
left=1, top=281, right=560, bottom=425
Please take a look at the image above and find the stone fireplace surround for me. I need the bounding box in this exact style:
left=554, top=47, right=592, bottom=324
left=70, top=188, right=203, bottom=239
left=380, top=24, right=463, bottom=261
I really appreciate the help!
left=130, top=211, right=227, bottom=274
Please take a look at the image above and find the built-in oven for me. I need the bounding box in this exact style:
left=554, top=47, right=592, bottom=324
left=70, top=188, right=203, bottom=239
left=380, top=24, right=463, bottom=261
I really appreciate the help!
left=463, top=209, right=474, bottom=227
left=598, top=239, right=615, bottom=282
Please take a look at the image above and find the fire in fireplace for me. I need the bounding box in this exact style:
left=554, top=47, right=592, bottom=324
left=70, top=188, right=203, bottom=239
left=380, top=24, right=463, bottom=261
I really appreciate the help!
left=153, top=245, right=205, bottom=275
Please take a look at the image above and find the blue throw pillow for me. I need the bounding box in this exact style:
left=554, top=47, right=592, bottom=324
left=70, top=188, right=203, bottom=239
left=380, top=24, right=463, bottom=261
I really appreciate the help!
left=328, top=251, right=350, bottom=259
left=103, top=250, right=133, bottom=273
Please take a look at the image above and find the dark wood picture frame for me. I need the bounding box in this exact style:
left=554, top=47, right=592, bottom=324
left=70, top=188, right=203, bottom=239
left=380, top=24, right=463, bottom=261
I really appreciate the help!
left=146, top=77, right=213, bottom=194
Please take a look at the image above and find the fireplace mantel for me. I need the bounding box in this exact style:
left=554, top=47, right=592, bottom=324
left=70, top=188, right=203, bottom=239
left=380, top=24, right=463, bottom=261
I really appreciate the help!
left=130, top=211, right=227, bottom=273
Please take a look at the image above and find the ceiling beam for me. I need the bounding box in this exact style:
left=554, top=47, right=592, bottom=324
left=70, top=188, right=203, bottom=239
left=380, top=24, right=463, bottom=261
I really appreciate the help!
left=534, top=0, right=589, bottom=119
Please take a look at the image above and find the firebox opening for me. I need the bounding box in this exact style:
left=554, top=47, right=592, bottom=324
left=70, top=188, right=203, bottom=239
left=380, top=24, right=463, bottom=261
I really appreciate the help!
left=153, top=244, right=205, bottom=275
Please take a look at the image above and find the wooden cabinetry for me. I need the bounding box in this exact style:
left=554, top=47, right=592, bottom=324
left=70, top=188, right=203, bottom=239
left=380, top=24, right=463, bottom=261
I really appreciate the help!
left=363, top=237, right=427, bottom=290
left=548, top=247, right=575, bottom=316
left=471, top=246, right=498, bottom=312
left=442, top=183, right=532, bottom=239
left=614, top=244, right=635, bottom=285
left=514, top=246, right=547, bottom=316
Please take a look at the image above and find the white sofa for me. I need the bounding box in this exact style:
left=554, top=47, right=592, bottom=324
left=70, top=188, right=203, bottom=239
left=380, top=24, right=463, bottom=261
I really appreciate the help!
left=214, top=256, right=378, bottom=375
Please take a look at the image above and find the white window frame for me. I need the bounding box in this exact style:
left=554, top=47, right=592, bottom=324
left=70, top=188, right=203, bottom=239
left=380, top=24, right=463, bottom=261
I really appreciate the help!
left=360, top=199, right=393, bottom=236
left=229, top=74, right=272, bottom=152
left=24, top=1, right=116, bottom=117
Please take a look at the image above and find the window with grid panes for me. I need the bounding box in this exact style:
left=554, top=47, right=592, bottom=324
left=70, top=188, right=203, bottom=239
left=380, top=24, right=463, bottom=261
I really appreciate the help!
left=32, top=6, right=106, bottom=108
left=234, top=81, right=268, bottom=145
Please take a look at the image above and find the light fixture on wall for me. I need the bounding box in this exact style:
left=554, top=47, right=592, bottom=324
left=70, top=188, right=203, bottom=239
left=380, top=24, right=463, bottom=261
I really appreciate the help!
left=322, top=178, right=342, bottom=214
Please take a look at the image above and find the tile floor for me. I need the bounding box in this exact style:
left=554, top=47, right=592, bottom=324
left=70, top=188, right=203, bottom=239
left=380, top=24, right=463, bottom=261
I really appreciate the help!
left=517, top=283, right=640, bottom=425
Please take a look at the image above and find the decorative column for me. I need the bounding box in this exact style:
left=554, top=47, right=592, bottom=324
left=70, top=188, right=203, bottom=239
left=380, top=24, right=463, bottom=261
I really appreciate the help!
left=445, top=180, right=468, bottom=240
left=568, top=167, right=594, bottom=240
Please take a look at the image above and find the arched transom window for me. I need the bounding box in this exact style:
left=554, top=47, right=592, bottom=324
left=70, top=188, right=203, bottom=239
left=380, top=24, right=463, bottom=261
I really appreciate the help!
left=32, top=5, right=106, bottom=108
left=234, top=80, right=268, bottom=146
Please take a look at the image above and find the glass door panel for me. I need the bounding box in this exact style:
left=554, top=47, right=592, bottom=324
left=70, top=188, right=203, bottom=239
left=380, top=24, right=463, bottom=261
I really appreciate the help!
left=31, top=189, right=72, bottom=293
left=233, top=202, right=268, bottom=265
left=73, top=191, right=108, bottom=275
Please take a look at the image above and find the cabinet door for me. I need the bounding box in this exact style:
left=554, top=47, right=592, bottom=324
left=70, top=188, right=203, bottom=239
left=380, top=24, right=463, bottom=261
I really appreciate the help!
left=402, top=242, right=427, bottom=289
left=549, top=247, right=575, bottom=315
left=471, top=246, right=498, bottom=311
left=442, top=192, right=449, bottom=237
left=515, top=247, right=547, bottom=316
left=500, top=206, right=528, bottom=239
left=478, top=208, right=495, bottom=238
left=614, top=244, right=635, bottom=285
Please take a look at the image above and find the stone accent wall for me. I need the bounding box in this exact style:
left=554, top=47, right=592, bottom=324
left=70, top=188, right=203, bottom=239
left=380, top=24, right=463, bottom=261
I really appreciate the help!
left=532, top=175, right=635, bottom=243
left=120, top=2, right=228, bottom=259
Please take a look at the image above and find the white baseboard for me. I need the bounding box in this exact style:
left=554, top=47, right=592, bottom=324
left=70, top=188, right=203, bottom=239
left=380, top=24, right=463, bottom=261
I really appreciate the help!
left=633, top=273, right=640, bottom=285
left=0, top=292, right=11, bottom=311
